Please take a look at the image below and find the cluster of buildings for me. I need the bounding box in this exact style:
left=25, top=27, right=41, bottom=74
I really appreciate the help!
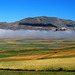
left=51, top=27, right=67, bottom=31
left=56, top=27, right=67, bottom=31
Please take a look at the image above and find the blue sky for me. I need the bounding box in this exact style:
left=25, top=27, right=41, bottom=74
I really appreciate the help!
left=0, top=0, right=75, bottom=23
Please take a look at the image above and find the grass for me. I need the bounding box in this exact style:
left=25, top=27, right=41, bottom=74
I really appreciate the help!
left=0, top=71, right=75, bottom=75
left=0, top=55, right=15, bottom=58
left=0, top=46, right=75, bottom=59
left=0, top=39, right=75, bottom=73
left=0, top=57, right=75, bottom=71
left=0, top=39, right=74, bottom=50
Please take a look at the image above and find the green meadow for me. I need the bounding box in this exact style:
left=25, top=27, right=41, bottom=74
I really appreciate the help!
left=0, top=71, right=75, bottom=75
left=0, top=39, right=75, bottom=74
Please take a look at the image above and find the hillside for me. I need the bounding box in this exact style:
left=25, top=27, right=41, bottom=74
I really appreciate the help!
left=0, top=16, right=75, bottom=30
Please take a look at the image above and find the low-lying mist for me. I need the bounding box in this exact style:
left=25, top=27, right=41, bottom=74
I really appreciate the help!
left=0, top=29, right=75, bottom=39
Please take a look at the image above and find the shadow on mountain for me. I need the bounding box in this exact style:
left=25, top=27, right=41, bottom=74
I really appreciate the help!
left=19, top=23, right=57, bottom=28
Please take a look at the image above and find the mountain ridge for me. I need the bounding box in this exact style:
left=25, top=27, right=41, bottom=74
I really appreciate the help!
left=0, top=16, right=75, bottom=31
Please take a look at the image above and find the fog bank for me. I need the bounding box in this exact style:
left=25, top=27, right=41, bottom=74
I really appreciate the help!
left=0, top=29, right=75, bottom=39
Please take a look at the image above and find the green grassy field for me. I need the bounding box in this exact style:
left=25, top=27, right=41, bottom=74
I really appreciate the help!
left=0, top=70, right=75, bottom=75
left=0, top=71, right=75, bottom=75
left=0, top=57, right=75, bottom=71
left=0, top=39, right=75, bottom=58
left=0, top=39, right=75, bottom=50
left=0, top=39, right=75, bottom=74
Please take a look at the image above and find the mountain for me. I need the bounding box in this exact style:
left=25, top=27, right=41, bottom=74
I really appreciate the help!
left=0, top=16, right=75, bottom=30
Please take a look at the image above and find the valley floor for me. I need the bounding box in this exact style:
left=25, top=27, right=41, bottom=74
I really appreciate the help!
left=0, top=70, right=75, bottom=75
left=0, top=39, right=75, bottom=74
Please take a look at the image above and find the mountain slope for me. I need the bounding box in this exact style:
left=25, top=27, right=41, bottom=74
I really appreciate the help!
left=0, top=16, right=75, bottom=30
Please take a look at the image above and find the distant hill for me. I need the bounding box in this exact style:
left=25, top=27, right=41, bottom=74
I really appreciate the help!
left=0, top=16, right=75, bottom=30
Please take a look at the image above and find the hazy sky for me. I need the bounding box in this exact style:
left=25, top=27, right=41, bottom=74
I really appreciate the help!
left=0, top=0, right=75, bottom=23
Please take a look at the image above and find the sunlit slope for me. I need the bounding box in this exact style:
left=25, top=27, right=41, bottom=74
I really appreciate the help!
left=0, top=57, right=75, bottom=71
